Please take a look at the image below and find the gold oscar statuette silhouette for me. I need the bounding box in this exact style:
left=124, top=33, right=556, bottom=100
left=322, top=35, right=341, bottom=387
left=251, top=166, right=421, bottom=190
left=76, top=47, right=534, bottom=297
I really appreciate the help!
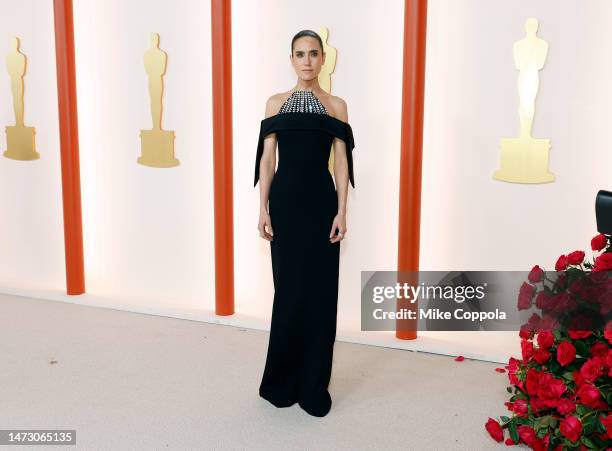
left=4, top=37, right=39, bottom=160
left=493, top=18, right=553, bottom=183
left=318, top=27, right=338, bottom=176
left=138, top=33, right=178, bottom=167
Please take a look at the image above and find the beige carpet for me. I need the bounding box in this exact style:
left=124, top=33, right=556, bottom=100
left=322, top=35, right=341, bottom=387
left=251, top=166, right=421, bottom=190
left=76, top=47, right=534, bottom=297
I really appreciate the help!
left=0, top=293, right=516, bottom=450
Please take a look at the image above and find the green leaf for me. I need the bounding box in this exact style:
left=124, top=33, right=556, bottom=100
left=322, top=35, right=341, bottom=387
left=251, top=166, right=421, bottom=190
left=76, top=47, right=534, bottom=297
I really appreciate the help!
left=576, top=404, right=588, bottom=415
left=562, top=371, right=574, bottom=381
left=513, top=392, right=528, bottom=401
left=508, top=421, right=519, bottom=444
left=506, top=386, right=513, bottom=393
left=500, top=415, right=510, bottom=423
left=515, top=417, right=530, bottom=426
left=581, top=436, right=596, bottom=449
left=533, top=417, right=542, bottom=430
left=566, top=267, right=583, bottom=285
left=597, top=416, right=606, bottom=433
left=583, top=415, right=596, bottom=436
left=540, top=415, right=552, bottom=428
left=549, top=359, right=561, bottom=373
left=573, top=340, right=590, bottom=357
left=591, top=434, right=608, bottom=449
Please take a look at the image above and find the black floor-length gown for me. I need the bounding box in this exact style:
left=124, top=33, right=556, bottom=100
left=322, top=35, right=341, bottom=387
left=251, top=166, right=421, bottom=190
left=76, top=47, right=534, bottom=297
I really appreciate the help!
left=254, top=90, right=355, bottom=417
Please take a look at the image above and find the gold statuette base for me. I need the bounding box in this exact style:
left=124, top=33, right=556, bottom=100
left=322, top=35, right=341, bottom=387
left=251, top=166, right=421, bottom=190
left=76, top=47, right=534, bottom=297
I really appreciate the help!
left=138, top=129, right=179, bottom=167
left=493, top=137, right=554, bottom=184
left=4, top=125, right=39, bottom=160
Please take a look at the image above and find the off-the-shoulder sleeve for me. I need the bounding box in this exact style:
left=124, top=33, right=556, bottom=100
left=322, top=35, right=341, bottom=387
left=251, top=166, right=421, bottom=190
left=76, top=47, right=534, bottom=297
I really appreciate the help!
left=327, top=120, right=356, bottom=188
left=341, top=122, right=356, bottom=188
left=254, top=117, right=276, bottom=187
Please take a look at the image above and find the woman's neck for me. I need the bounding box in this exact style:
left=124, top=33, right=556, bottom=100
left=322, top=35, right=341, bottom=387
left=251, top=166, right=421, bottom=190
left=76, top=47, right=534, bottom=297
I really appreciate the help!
left=294, top=79, right=321, bottom=93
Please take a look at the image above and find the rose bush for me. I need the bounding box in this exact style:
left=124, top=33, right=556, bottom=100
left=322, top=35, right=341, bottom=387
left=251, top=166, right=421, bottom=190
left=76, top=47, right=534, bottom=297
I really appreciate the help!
left=486, top=233, right=612, bottom=450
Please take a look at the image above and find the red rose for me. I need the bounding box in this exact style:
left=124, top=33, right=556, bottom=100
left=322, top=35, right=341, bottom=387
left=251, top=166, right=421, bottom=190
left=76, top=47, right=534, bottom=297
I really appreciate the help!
left=530, top=396, right=546, bottom=414
left=580, top=358, right=602, bottom=382
left=485, top=418, right=504, bottom=442
left=605, top=321, right=612, bottom=345
left=547, top=378, right=567, bottom=399
left=507, top=357, right=520, bottom=385
left=537, top=373, right=566, bottom=404
left=539, top=314, right=561, bottom=330
left=567, top=313, right=593, bottom=331
left=601, top=415, right=612, bottom=440
left=590, top=270, right=610, bottom=284
left=600, top=289, right=612, bottom=315
left=519, top=325, right=533, bottom=340
left=533, top=348, right=550, bottom=364
left=536, top=330, right=554, bottom=349
left=557, top=272, right=568, bottom=285
left=528, top=265, right=544, bottom=283
left=511, top=399, right=528, bottom=417
left=589, top=341, right=609, bottom=359
left=556, top=398, right=575, bottom=415
left=550, top=293, right=574, bottom=313
left=595, top=432, right=609, bottom=442
left=594, top=253, right=612, bottom=272
left=531, top=438, right=546, bottom=451
left=568, top=330, right=592, bottom=339
left=577, top=383, right=601, bottom=408
left=559, top=416, right=582, bottom=443
left=535, top=291, right=552, bottom=310
left=525, top=368, right=540, bottom=395
left=518, top=282, right=535, bottom=310
left=526, top=313, right=542, bottom=329
left=567, top=250, right=585, bottom=265
left=557, top=341, right=576, bottom=366
left=518, top=425, right=536, bottom=446
left=521, top=339, right=534, bottom=362
left=555, top=255, right=569, bottom=272
left=573, top=370, right=585, bottom=388
left=569, top=279, right=588, bottom=298
left=591, top=233, right=608, bottom=252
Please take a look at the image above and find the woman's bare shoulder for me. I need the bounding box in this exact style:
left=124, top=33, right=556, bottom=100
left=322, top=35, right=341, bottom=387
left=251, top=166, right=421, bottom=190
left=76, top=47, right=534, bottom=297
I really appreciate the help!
left=327, top=94, right=348, bottom=122
left=264, top=91, right=293, bottom=118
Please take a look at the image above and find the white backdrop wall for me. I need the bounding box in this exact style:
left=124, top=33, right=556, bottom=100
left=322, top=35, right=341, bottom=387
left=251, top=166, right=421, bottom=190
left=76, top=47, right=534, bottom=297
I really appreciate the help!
left=421, top=0, right=612, bottom=272
left=73, top=0, right=215, bottom=310
left=0, top=0, right=64, bottom=292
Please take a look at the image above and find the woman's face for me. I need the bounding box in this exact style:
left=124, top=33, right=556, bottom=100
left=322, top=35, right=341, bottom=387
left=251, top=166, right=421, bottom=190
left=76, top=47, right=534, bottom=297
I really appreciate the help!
left=291, top=37, right=325, bottom=81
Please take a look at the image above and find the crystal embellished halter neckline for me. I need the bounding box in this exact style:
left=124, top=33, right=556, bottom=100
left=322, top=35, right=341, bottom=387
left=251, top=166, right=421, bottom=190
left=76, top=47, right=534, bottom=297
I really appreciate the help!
left=278, top=90, right=329, bottom=115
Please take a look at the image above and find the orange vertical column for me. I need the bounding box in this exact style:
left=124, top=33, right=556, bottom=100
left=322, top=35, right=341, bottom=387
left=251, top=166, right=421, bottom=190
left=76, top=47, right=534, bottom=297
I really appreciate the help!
left=53, top=0, right=85, bottom=295
left=397, top=0, right=428, bottom=339
left=211, top=0, right=234, bottom=315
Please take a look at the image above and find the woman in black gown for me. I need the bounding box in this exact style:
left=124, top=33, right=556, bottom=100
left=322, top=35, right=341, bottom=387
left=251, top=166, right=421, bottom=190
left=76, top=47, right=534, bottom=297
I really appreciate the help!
left=254, top=30, right=355, bottom=417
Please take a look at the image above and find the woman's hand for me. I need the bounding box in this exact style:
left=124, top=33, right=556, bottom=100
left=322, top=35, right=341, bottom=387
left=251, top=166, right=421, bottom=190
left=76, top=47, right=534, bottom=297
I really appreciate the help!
left=258, top=210, right=274, bottom=241
left=329, top=212, right=347, bottom=243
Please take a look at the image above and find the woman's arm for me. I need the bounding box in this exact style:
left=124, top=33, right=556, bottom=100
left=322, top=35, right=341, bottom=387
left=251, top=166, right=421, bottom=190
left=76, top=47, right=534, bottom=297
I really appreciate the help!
left=257, top=96, right=280, bottom=241
left=330, top=97, right=349, bottom=243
